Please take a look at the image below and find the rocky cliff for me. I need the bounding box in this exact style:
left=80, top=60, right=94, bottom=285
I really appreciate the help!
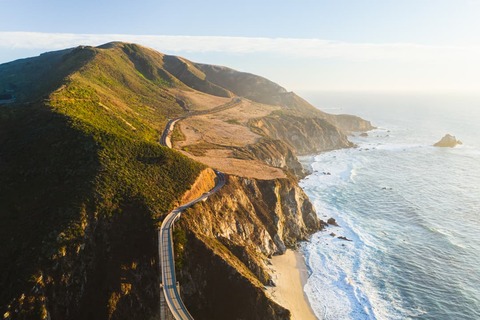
left=232, top=138, right=306, bottom=178
left=249, top=112, right=354, bottom=155
left=177, top=175, right=322, bottom=320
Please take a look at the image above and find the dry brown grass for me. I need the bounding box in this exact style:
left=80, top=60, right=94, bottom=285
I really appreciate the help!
left=180, top=168, right=216, bottom=204
left=177, top=116, right=259, bottom=147
left=172, top=99, right=286, bottom=179
left=179, top=149, right=286, bottom=179
left=212, top=99, right=279, bottom=123
left=168, top=88, right=231, bottom=111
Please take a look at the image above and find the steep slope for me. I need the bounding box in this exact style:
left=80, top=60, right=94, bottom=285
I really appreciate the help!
left=0, top=47, right=94, bottom=103
left=195, top=63, right=288, bottom=105
left=169, top=61, right=372, bottom=179
left=162, top=55, right=233, bottom=98
left=249, top=111, right=354, bottom=154
left=0, top=44, right=206, bottom=320
left=177, top=175, right=322, bottom=319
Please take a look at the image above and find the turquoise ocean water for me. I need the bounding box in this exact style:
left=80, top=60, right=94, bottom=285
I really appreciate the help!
left=298, top=92, right=480, bottom=320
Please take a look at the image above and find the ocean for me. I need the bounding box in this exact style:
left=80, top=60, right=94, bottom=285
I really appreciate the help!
left=297, top=92, right=480, bottom=320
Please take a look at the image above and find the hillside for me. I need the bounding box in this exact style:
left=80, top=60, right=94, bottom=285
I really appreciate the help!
left=0, top=44, right=206, bottom=319
left=0, top=42, right=373, bottom=319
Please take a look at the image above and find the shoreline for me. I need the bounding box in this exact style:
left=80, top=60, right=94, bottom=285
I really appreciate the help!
left=267, top=249, right=317, bottom=320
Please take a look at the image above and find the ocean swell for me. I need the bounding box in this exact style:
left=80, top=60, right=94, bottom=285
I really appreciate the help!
left=299, top=122, right=480, bottom=320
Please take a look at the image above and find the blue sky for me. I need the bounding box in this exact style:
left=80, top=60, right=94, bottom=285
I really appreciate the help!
left=1, top=0, right=480, bottom=92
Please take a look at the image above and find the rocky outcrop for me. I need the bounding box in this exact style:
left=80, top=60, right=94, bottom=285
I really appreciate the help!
left=249, top=113, right=354, bottom=155
left=232, top=138, right=306, bottom=178
left=177, top=234, right=290, bottom=320
left=327, top=217, right=339, bottom=226
left=177, top=175, right=322, bottom=320
left=326, top=113, right=375, bottom=133
left=434, top=134, right=462, bottom=148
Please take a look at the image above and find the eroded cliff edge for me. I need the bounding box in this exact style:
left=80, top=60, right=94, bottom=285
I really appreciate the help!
left=177, top=175, right=322, bottom=319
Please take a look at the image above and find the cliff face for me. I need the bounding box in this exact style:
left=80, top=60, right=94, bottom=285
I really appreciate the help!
left=249, top=112, right=354, bottom=155
left=326, top=113, right=375, bottom=133
left=233, top=138, right=306, bottom=178
left=177, top=175, right=323, bottom=320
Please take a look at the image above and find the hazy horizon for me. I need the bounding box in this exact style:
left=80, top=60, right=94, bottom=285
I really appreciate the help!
left=1, top=0, right=480, bottom=94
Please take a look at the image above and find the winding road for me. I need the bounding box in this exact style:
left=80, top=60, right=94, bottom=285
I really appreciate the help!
left=159, top=171, right=225, bottom=320
left=160, top=97, right=241, bottom=149
left=160, top=118, right=181, bottom=148
left=158, top=100, right=233, bottom=319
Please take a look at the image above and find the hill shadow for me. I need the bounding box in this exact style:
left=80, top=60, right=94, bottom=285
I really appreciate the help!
left=0, top=103, right=101, bottom=315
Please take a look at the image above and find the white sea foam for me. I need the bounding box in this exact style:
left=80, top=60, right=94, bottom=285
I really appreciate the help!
left=299, top=102, right=480, bottom=320
left=301, top=150, right=381, bottom=319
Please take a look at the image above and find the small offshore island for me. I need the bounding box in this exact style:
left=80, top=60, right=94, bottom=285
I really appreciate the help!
left=0, top=42, right=373, bottom=319
left=434, top=133, right=462, bottom=148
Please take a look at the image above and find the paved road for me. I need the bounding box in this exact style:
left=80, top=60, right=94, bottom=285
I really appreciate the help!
left=159, top=97, right=241, bottom=148
left=159, top=171, right=225, bottom=320
left=160, top=118, right=181, bottom=148
left=159, top=102, right=231, bottom=319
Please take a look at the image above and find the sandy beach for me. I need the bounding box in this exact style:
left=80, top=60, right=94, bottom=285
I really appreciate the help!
left=267, top=249, right=317, bottom=320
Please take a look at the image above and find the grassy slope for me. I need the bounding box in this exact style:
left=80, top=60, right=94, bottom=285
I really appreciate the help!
left=50, top=44, right=206, bottom=210
left=0, top=44, right=205, bottom=319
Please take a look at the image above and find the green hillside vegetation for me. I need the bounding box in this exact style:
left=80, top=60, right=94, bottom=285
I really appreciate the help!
left=0, top=43, right=205, bottom=318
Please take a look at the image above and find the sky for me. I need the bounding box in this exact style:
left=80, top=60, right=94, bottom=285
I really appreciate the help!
left=1, top=0, right=480, bottom=93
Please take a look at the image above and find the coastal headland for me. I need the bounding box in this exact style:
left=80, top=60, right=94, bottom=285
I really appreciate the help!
left=0, top=42, right=372, bottom=319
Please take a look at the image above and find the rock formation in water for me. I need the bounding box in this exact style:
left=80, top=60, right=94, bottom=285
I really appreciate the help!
left=434, top=134, right=462, bottom=148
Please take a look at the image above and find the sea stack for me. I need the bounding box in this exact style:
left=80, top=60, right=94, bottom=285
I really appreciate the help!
left=434, top=134, right=462, bottom=148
